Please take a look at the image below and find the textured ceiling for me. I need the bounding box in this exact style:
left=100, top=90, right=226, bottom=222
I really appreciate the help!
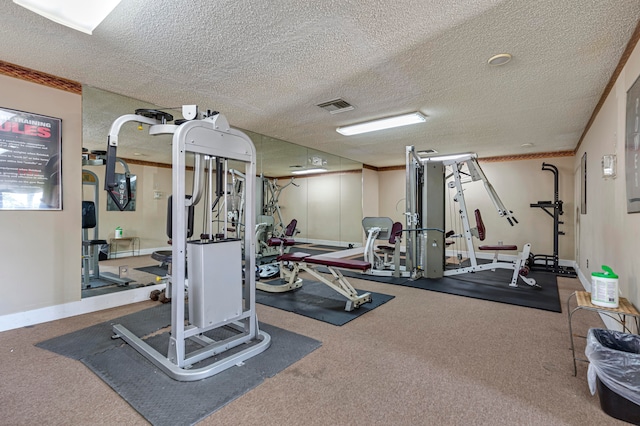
left=1, top=1, right=639, bottom=169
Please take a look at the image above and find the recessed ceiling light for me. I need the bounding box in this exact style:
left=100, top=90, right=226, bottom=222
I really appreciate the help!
left=487, top=53, right=512, bottom=66
left=521, top=143, right=534, bottom=148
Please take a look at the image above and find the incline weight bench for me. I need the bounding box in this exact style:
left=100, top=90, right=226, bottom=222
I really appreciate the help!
left=260, top=251, right=373, bottom=311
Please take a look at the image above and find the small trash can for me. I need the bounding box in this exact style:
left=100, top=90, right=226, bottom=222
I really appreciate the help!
left=585, top=328, right=640, bottom=424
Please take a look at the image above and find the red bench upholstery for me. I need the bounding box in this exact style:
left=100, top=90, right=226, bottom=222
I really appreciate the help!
left=304, top=255, right=371, bottom=272
left=268, top=237, right=296, bottom=247
left=479, top=244, right=518, bottom=251
left=278, top=252, right=312, bottom=262
left=278, top=252, right=371, bottom=271
left=474, top=209, right=518, bottom=251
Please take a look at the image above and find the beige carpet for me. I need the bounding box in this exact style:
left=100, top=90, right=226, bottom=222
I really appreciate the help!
left=0, top=272, right=629, bottom=425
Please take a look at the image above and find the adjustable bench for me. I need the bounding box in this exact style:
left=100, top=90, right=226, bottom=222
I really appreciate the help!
left=257, top=251, right=373, bottom=311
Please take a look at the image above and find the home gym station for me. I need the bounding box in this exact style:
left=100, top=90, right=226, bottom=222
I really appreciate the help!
left=103, top=105, right=270, bottom=381
left=404, top=146, right=538, bottom=288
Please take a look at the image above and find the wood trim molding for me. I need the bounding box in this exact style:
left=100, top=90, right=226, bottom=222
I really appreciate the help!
left=367, top=150, right=575, bottom=171
left=0, top=60, right=82, bottom=94
left=575, top=19, right=640, bottom=153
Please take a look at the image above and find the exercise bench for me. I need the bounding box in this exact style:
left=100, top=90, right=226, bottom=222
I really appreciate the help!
left=260, top=251, right=373, bottom=311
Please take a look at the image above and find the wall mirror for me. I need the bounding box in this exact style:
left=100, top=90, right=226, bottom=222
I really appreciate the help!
left=81, top=86, right=363, bottom=296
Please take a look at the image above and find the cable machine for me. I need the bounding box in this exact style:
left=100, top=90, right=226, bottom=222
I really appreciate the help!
left=405, top=146, right=536, bottom=287
left=104, top=105, right=270, bottom=381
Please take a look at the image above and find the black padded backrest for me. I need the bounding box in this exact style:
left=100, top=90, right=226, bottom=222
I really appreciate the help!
left=82, top=201, right=97, bottom=229
left=166, top=195, right=194, bottom=239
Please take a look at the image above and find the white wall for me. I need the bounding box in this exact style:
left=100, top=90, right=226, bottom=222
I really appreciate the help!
left=0, top=74, right=82, bottom=315
left=575, top=39, right=640, bottom=307
left=376, top=156, right=575, bottom=260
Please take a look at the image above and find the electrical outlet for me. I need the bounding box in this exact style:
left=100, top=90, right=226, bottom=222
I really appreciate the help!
left=586, top=259, right=589, bottom=268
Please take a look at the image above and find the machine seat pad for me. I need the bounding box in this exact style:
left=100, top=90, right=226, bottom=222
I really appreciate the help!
left=83, top=239, right=108, bottom=246
left=267, top=237, right=296, bottom=247
left=277, top=252, right=311, bottom=262
left=376, top=245, right=395, bottom=254
left=479, top=244, right=518, bottom=251
left=304, top=255, right=371, bottom=272
left=151, top=250, right=173, bottom=263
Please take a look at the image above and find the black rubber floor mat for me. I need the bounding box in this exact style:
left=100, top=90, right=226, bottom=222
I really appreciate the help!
left=407, top=269, right=561, bottom=312
left=323, top=261, right=561, bottom=312
left=81, top=323, right=320, bottom=426
left=36, top=304, right=321, bottom=426
left=36, top=303, right=173, bottom=360
left=256, top=280, right=395, bottom=325
left=134, top=265, right=168, bottom=276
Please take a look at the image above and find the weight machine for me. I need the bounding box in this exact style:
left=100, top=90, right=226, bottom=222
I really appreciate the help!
left=104, top=105, right=270, bottom=381
left=405, top=146, right=537, bottom=287
left=362, top=217, right=410, bottom=278
left=255, top=176, right=298, bottom=260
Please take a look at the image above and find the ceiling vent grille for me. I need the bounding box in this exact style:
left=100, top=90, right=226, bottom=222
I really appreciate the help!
left=317, top=99, right=355, bottom=114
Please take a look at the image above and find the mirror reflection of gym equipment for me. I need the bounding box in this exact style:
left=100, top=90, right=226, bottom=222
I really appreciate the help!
left=256, top=176, right=299, bottom=262
left=104, top=105, right=270, bottom=381
left=81, top=164, right=134, bottom=293
left=405, top=146, right=538, bottom=288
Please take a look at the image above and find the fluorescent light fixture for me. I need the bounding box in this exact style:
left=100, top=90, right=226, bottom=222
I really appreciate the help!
left=13, top=0, right=122, bottom=34
left=337, top=112, right=426, bottom=136
left=291, top=168, right=327, bottom=175
left=419, top=152, right=476, bottom=162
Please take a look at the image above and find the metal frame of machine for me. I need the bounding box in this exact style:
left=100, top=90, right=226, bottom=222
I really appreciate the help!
left=405, top=146, right=537, bottom=287
left=104, top=105, right=270, bottom=381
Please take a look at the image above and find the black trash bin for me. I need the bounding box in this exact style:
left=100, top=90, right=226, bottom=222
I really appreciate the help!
left=585, top=328, right=640, bottom=424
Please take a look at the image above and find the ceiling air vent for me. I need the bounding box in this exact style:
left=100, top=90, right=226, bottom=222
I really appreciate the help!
left=317, top=99, right=355, bottom=114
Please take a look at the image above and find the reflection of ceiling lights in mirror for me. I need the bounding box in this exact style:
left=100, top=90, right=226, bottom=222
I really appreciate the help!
left=291, top=168, right=327, bottom=175
left=13, top=0, right=122, bottom=34
left=337, top=112, right=426, bottom=136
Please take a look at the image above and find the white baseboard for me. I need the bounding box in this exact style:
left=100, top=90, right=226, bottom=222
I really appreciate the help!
left=0, top=284, right=164, bottom=333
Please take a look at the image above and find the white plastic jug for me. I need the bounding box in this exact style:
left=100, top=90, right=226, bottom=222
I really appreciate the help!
left=115, top=226, right=123, bottom=239
left=591, top=265, right=619, bottom=308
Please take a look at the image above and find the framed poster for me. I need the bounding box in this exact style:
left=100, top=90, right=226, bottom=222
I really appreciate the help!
left=626, top=75, right=640, bottom=213
left=0, top=107, right=62, bottom=210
